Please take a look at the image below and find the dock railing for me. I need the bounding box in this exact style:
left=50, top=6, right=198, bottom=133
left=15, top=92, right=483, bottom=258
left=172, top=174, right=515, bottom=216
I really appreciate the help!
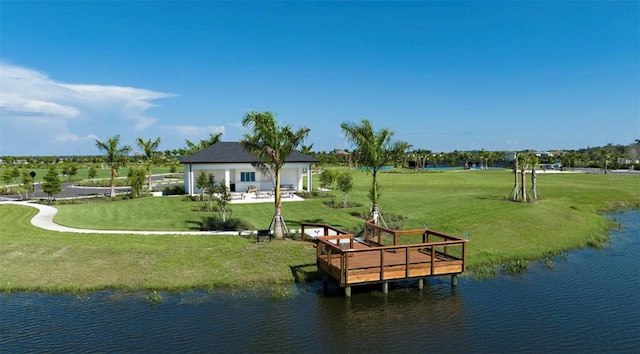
left=312, top=220, right=467, bottom=286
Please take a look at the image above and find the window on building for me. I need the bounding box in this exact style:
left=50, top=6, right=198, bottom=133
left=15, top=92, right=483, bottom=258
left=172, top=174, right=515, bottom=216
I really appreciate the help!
left=240, top=171, right=255, bottom=182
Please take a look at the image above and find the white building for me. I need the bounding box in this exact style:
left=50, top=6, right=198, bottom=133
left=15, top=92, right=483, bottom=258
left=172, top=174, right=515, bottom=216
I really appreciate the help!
left=180, top=142, right=316, bottom=195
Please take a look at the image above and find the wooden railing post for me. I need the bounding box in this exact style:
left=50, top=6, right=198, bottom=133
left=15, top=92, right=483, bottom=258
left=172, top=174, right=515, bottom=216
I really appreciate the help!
left=380, top=249, right=385, bottom=281
left=343, top=249, right=349, bottom=284
left=405, top=246, right=410, bottom=278
left=430, top=246, right=435, bottom=275
left=462, top=242, right=466, bottom=271
left=340, top=250, right=346, bottom=285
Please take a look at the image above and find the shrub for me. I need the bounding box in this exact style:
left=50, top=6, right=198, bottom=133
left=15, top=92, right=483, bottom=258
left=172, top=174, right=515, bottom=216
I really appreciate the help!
left=199, top=216, right=253, bottom=231
left=164, top=185, right=185, bottom=195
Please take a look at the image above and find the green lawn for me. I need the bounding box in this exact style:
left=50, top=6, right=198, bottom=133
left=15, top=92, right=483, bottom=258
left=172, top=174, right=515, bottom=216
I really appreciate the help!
left=1, top=169, right=638, bottom=292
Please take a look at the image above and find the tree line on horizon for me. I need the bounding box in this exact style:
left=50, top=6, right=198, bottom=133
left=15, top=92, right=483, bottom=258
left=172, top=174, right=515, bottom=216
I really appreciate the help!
left=2, top=140, right=639, bottom=172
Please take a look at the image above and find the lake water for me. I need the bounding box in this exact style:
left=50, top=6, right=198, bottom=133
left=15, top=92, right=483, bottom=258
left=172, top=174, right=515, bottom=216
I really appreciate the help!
left=2, top=210, right=638, bottom=353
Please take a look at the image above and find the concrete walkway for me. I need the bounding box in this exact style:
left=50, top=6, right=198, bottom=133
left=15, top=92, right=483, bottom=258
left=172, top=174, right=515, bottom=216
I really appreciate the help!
left=2, top=201, right=245, bottom=236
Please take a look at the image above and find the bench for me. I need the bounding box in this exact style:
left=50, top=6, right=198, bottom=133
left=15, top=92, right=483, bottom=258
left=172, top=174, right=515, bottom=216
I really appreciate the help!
left=257, top=229, right=272, bottom=242
left=256, top=191, right=271, bottom=199
left=231, top=192, right=245, bottom=200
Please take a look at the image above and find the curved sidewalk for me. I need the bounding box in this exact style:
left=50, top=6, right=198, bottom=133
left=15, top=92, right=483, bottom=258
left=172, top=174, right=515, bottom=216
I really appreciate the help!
left=2, top=201, right=244, bottom=236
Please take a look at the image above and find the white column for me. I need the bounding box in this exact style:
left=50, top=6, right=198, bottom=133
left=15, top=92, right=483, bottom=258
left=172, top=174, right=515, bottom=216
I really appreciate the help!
left=306, top=164, right=312, bottom=191
left=187, top=164, right=194, bottom=195
left=224, top=168, right=231, bottom=190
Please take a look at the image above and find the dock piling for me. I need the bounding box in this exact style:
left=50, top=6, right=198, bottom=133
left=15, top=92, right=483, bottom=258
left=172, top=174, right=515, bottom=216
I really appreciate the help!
left=382, top=282, right=389, bottom=294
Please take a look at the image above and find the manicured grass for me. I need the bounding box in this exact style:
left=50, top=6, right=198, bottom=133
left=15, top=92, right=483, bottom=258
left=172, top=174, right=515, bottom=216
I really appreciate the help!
left=0, top=205, right=317, bottom=292
left=1, top=169, right=638, bottom=292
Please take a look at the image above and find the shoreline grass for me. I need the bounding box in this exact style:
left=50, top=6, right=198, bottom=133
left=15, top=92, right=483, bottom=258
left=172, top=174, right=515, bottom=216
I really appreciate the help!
left=1, top=170, right=638, bottom=293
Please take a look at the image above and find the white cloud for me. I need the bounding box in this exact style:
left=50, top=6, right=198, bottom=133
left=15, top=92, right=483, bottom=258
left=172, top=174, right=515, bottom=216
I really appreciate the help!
left=165, top=124, right=226, bottom=141
left=0, top=61, right=174, bottom=155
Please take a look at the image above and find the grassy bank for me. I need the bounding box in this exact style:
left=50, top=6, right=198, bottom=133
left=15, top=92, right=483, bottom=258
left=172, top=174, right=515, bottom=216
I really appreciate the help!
left=0, top=205, right=317, bottom=292
left=1, top=170, right=638, bottom=292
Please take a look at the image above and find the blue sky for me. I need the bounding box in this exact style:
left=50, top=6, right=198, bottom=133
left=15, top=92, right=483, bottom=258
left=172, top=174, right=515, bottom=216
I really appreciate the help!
left=1, top=1, right=638, bottom=156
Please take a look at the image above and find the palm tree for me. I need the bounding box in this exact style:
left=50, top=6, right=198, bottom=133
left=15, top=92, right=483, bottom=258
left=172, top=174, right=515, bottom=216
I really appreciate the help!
left=340, top=119, right=411, bottom=224
left=136, top=137, right=161, bottom=192
left=185, top=133, right=223, bottom=154
left=300, top=143, right=314, bottom=155
left=240, top=111, right=310, bottom=239
left=95, top=135, right=132, bottom=198
left=512, top=152, right=520, bottom=202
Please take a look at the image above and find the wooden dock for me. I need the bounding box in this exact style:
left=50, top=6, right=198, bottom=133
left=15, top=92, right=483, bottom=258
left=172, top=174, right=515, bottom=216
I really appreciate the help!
left=302, top=221, right=467, bottom=297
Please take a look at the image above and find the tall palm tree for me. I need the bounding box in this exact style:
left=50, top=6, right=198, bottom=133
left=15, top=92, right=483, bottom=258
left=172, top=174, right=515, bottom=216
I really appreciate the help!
left=340, top=119, right=411, bottom=224
left=136, top=137, right=162, bottom=192
left=95, top=135, right=132, bottom=198
left=240, top=111, right=310, bottom=239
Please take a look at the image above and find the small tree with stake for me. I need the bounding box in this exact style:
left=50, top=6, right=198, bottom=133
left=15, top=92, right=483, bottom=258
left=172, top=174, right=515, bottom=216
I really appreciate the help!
left=202, top=173, right=218, bottom=211
left=41, top=166, right=61, bottom=204
left=215, top=179, right=233, bottom=222
left=336, top=170, right=353, bottom=207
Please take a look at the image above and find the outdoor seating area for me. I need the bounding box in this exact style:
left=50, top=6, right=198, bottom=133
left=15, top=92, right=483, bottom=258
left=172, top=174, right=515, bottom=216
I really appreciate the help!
left=227, top=190, right=304, bottom=204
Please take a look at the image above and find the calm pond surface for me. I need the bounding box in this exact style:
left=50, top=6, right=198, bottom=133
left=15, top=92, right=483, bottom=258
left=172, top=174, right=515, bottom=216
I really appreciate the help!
left=2, top=210, right=639, bottom=353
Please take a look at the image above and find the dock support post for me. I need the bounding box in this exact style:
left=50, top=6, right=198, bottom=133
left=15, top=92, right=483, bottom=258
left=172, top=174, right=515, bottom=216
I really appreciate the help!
left=382, top=282, right=389, bottom=294
left=418, top=278, right=424, bottom=290
left=344, top=286, right=351, bottom=298
left=451, top=274, right=458, bottom=287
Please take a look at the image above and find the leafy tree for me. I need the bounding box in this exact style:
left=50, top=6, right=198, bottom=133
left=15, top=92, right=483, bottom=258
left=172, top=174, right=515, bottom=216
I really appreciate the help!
left=95, top=135, right=132, bottom=198
left=20, top=170, right=34, bottom=199
left=197, top=172, right=218, bottom=211
left=2, top=169, right=14, bottom=193
left=215, top=179, right=233, bottom=222
left=61, top=164, right=70, bottom=179
left=136, top=137, right=162, bottom=192
left=67, top=163, right=79, bottom=181
left=41, top=166, right=61, bottom=203
left=127, top=167, right=147, bottom=198
left=88, top=166, right=97, bottom=179
left=318, top=169, right=335, bottom=195
left=335, top=170, right=353, bottom=207
left=11, top=167, right=20, bottom=184
left=340, top=119, right=411, bottom=224
left=196, top=170, right=209, bottom=201
left=240, top=111, right=310, bottom=238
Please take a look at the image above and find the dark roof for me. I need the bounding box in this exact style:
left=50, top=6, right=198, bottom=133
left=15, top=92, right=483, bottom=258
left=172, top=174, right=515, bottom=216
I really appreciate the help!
left=180, top=142, right=317, bottom=164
